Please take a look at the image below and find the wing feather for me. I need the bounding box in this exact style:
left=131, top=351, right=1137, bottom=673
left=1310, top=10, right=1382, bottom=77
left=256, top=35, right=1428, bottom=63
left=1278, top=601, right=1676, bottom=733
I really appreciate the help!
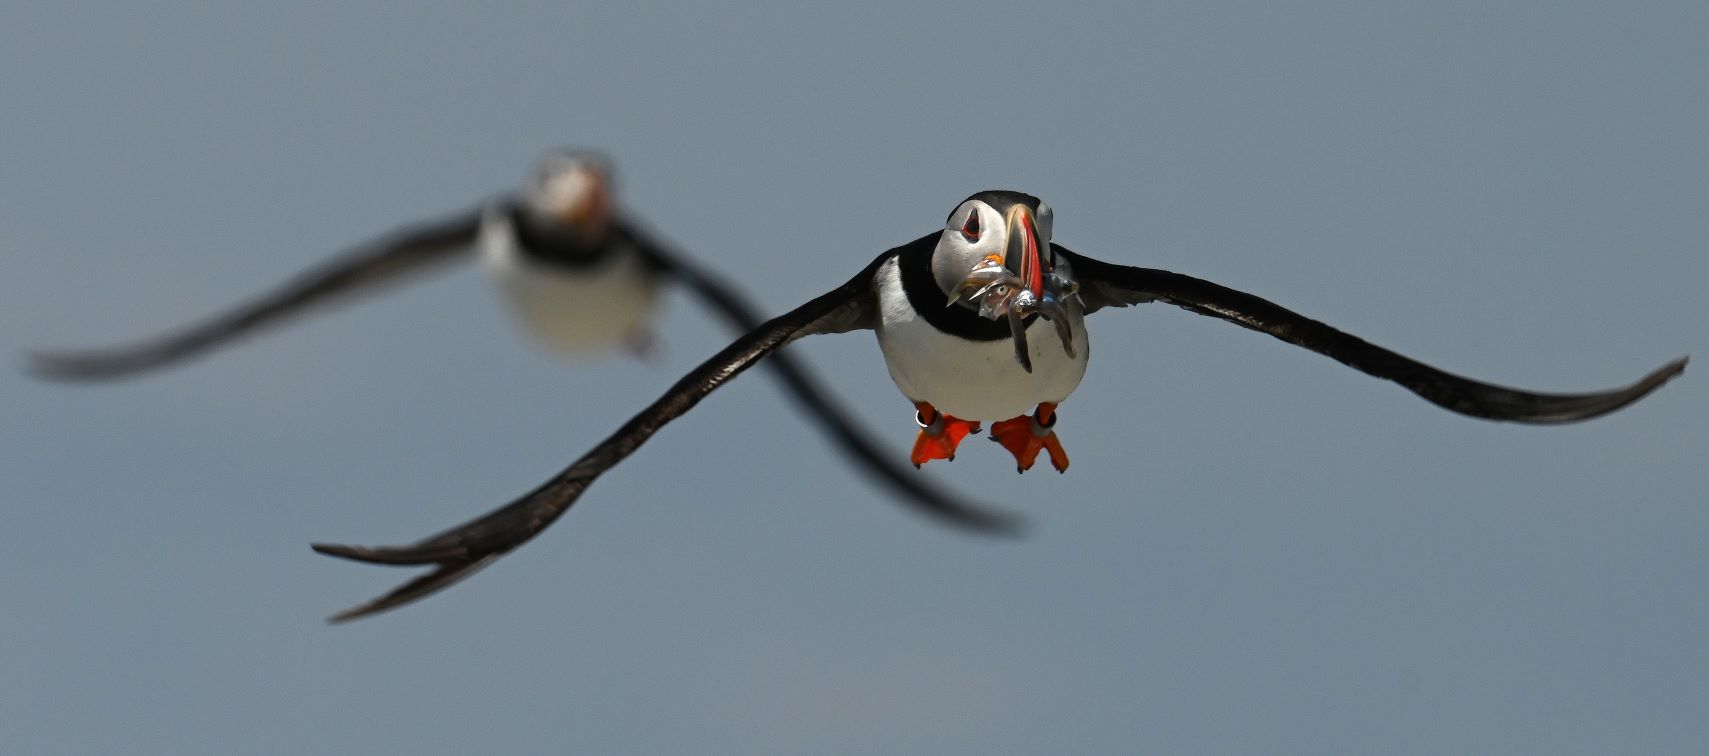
left=1059, top=245, right=1685, bottom=423
left=28, top=208, right=486, bottom=380
left=620, top=222, right=1017, bottom=532
left=312, top=252, right=926, bottom=622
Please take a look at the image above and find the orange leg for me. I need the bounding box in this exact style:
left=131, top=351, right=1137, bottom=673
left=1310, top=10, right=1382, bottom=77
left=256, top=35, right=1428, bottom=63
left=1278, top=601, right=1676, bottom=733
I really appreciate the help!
left=989, top=402, right=1070, bottom=473
left=909, top=402, right=982, bottom=468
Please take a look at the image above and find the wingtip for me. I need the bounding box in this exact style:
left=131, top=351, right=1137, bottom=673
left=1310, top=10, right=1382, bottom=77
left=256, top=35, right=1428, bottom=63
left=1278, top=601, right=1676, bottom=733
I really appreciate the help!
left=22, top=350, right=81, bottom=380
left=1559, top=354, right=1690, bottom=423
left=322, top=595, right=409, bottom=624
left=323, top=597, right=402, bottom=624
left=1640, top=355, right=1689, bottom=391
left=310, top=542, right=360, bottom=559
left=324, top=607, right=371, bottom=625
left=22, top=348, right=142, bottom=382
left=952, top=509, right=1028, bottom=538
left=318, top=556, right=500, bottom=625
left=311, top=541, right=421, bottom=565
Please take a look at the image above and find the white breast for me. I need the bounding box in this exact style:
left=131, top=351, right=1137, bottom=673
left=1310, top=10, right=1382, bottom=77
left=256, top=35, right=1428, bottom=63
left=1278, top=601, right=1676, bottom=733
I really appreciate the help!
left=477, top=210, right=661, bottom=357
left=873, top=256, right=1089, bottom=422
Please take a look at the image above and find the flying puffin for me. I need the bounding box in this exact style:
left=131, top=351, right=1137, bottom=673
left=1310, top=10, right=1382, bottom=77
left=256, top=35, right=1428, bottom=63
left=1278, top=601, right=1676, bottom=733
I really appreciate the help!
left=32, top=151, right=673, bottom=372
left=313, top=189, right=1687, bottom=622
left=28, top=154, right=1018, bottom=531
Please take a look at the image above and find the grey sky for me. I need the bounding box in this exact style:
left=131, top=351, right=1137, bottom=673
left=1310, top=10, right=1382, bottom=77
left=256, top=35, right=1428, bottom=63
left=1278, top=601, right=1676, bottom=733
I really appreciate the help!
left=3, top=2, right=1704, bottom=754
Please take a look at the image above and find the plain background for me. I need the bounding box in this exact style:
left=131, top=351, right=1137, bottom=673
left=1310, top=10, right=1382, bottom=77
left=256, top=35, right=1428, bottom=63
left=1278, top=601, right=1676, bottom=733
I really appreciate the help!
left=3, top=3, right=1704, bottom=754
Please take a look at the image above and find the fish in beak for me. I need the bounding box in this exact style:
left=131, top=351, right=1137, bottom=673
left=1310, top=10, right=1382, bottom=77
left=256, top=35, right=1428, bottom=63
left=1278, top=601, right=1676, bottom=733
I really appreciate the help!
left=948, top=204, right=1079, bottom=372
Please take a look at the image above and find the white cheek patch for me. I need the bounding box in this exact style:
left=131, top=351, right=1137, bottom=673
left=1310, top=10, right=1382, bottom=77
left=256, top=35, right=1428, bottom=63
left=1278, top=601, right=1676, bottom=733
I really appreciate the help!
left=931, top=208, right=1009, bottom=296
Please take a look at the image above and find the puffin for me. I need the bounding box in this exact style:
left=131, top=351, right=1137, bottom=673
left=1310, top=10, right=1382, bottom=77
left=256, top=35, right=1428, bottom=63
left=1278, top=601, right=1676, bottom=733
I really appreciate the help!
left=28, top=153, right=1017, bottom=531
left=34, top=151, right=679, bottom=371
left=313, top=189, right=1687, bottom=622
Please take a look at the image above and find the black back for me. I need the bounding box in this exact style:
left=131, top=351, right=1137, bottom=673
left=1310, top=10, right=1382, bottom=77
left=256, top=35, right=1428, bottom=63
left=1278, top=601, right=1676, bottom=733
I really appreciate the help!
left=954, top=190, right=1043, bottom=221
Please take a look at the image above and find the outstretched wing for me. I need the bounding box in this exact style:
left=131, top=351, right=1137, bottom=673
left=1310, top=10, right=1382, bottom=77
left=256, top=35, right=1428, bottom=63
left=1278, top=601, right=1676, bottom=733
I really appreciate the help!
left=28, top=207, right=487, bottom=380
left=617, top=221, right=1016, bottom=533
left=1057, top=245, right=1686, bottom=423
left=312, top=251, right=955, bottom=623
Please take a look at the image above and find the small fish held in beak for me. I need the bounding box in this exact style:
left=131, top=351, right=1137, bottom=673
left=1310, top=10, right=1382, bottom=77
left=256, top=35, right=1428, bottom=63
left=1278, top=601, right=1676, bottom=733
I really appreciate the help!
left=948, top=257, right=1082, bottom=372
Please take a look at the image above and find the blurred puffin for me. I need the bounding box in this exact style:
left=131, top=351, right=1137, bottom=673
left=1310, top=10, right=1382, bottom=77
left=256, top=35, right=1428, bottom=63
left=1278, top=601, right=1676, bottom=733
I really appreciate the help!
left=29, top=153, right=1015, bottom=531
left=314, top=189, right=1687, bottom=622
left=35, top=151, right=675, bottom=370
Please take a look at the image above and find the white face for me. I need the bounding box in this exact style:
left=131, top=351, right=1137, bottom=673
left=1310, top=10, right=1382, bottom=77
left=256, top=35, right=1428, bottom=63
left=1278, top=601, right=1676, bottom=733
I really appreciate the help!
left=930, top=196, right=1056, bottom=297
left=524, top=152, right=614, bottom=233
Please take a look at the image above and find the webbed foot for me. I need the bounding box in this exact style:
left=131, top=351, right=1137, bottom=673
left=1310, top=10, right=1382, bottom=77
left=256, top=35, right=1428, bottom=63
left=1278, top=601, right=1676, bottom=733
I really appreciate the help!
left=910, top=402, right=982, bottom=467
left=990, top=402, right=1069, bottom=473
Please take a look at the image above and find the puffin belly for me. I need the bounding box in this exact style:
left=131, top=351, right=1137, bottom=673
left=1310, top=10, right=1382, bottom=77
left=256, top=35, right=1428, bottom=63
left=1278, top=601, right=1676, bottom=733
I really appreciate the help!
left=874, top=257, right=1088, bottom=421
left=478, top=213, right=660, bottom=356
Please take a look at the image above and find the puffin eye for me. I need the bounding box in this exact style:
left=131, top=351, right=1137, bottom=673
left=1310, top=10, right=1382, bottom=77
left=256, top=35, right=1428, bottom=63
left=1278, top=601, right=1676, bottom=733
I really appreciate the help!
left=961, top=210, right=982, bottom=241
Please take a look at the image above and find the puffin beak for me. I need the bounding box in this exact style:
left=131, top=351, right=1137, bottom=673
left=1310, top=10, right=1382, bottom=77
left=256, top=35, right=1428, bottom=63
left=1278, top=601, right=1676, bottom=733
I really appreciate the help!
left=1003, top=205, right=1044, bottom=301
left=998, top=205, right=1045, bottom=373
left=947, top=204, right=1059, bottom=374
left=561, top=170, right=613, bottom=232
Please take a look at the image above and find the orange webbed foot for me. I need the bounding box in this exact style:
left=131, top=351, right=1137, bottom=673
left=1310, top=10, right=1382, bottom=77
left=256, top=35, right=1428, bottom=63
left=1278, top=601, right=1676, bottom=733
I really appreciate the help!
left=989, top=403, right=1070, bottom=473
left=909, top=402, right=982, bottom=468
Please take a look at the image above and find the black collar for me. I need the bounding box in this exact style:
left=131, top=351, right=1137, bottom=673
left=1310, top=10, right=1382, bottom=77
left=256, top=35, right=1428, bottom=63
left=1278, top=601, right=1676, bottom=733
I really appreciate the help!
left=894, top=232, right=1034, bottom=342
left=508, top=205, right=619, bottom=269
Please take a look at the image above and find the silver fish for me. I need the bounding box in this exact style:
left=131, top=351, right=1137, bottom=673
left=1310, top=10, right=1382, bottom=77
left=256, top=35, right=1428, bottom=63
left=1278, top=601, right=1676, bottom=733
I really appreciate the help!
left=949, top=258, right=1082, bottom=372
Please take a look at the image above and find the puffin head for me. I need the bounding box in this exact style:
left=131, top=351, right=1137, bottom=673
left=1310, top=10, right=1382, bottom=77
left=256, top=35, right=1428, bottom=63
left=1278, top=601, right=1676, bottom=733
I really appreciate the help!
left=931, top=190, right=1055, bottom=302
left=933, top=191, right=1078, bottom=372
left=524, top=150, right=615, bottom=244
